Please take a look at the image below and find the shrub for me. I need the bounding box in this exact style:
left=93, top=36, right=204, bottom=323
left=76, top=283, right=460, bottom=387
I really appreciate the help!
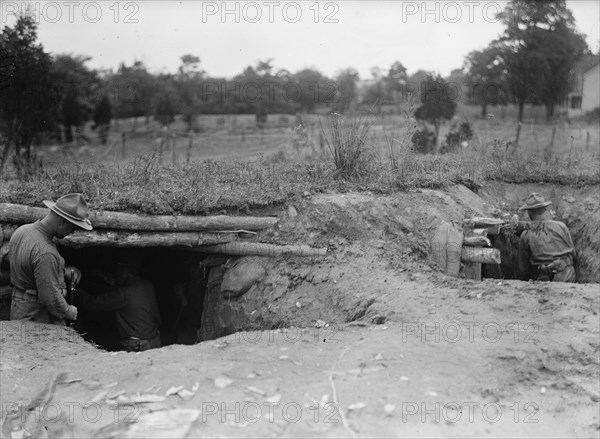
left=441, top=121, right=474, bottom=153
left=321, top=113, right=374, bottom=180
left=411, top=126, right=436, bottom=154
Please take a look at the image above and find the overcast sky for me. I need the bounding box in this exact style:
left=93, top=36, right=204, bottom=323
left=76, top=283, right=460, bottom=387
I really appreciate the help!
left=1, top=1, right=599, bottom=78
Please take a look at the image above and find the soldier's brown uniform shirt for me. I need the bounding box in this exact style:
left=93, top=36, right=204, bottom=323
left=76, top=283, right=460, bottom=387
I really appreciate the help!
left=9, top=221, right=70, bottom=323
left=517, top=220, right=575, bottom=281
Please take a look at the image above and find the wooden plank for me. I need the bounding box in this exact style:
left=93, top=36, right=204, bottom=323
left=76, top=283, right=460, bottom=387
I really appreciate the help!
left=0, top=204, right=279, bottom=232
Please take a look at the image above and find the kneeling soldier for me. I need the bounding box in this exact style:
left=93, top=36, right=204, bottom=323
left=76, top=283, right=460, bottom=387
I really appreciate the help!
left=517, top=193, right=576, bottom=282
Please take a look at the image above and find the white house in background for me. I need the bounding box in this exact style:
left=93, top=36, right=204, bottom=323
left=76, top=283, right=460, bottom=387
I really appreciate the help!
left=581, top=62, right=600, bottom=113
left=563, top=55, right=599, bottom=117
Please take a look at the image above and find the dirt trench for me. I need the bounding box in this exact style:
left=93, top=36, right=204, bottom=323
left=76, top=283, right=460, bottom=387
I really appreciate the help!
left=195, top=182, right=599, bottom=340
left=1, top=182, right=598, bottom=347
left=1, top=183, right=598, bottom=438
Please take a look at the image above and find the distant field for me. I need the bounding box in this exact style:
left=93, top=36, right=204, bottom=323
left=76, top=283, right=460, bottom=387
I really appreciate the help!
left=0, top=103, right=598, bottom=215
left=23, top=103, right=598, bottom=173
left=1, top=103, right=598, bottom=215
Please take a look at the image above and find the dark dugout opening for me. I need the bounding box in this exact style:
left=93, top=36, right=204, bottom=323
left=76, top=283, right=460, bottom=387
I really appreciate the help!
left=481, top=228, right=522, bottom=280
left=60, top=247, right=210, bottom=351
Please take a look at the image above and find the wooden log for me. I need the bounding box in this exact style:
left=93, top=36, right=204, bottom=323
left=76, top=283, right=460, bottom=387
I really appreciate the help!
left=461, top=247, right=501, bottom=264
left=464, top=217, right=505, bottom=228
left=194, top=242, right=327, bottom=258
left=472, top=228, right=488, bottom=237
left=57, top=231, right=237, bottom=249
left=463, top=236, right=491, bottom=247
left=0, top=204, right=279, bottom=231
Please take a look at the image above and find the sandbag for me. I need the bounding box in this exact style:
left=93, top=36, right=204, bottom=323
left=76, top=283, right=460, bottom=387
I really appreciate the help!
left=430, top=221, right=463, bottom=277
left=221, top=257, right=266, bottom=299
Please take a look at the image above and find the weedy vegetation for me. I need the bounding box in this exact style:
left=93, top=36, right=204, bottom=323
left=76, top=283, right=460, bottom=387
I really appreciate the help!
left=1, top=107, right=598, bottom=214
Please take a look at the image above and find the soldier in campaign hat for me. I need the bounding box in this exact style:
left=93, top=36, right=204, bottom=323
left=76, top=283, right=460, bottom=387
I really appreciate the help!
left=9, top=193, right=92, bottom=324
left=517, top=193, right=576, bottom=282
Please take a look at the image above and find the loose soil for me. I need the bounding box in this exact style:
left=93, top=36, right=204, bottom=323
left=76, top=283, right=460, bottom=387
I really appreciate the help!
left=1, top=182, right=598, bottom=438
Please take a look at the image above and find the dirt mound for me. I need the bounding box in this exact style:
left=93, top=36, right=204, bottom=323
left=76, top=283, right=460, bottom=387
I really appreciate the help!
left=203, top=183, right=598, bottom=339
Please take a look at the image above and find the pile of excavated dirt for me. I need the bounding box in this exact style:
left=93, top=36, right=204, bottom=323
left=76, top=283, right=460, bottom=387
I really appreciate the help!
left=202, top=183, right=599, bottom=336
left=1, top=183, right=598, bottom=438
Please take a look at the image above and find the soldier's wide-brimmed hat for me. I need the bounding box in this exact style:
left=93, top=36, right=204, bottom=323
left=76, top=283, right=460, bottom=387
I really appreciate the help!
left=518, top=193, right=552, bottom=211
left=43, top=193, right=93, bottom=230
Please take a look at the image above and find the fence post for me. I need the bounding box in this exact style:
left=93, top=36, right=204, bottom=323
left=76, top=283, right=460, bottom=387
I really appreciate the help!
left=171, top=132, right=177, bottom=165
left=549, top=126, right=556, bottom=150
left=121, top=132, right=126, bottom=159
left=513, top=122, right=522, bottom=151
left=187, top=131, right=193, bottom=164
left=586, top=131, right=590, bottom=151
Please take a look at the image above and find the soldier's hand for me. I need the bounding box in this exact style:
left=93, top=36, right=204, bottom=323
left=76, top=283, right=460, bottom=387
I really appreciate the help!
left=65, top=267, right=82, bottom=287
left=66, top=305, right=78, bottom=321
left=545, top=261, right=558, bottom=273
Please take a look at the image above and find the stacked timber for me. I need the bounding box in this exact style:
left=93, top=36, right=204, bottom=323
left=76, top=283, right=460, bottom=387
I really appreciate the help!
left=431, top=219, right=502, bottom=279
left=461, top=218, right=504, bottom=280
left=0, top=203, right=327, bottom=258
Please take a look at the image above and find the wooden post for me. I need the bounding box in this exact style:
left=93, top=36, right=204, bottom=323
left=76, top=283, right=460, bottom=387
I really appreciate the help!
left=570, top=135, right=574, bottom=158
left=586, top=131, right=590, bottom=151
left=514, top=122, right=522, bottom=149
left=548, top=126, right=556, bottom=151
left=158, top=137, right=164, bottom=164
left=171, top=133, right=177, bottom=166
left=187, top=132, right=193, bottom=165
left=121, top=132, right=126, bottom=159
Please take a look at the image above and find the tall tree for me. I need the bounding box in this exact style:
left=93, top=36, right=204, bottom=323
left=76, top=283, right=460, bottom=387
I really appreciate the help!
left=52, top=54, right=99, bottom=143
left=155, top=93, right=176, bottom=127
left=93, top=95, right=112, bottom=145
left=464, top=47, right=509, bottom=117
left=335, top=68, right=360, bottom=113
left=176, top=54, right=204, bottom=130
left=495, top=0, right=587, bottom=120
left=0, top=16, right=58, bottom=176
left=414, top=74, right=457, bottom=153
left=385, top=61, right=408, bottom=109
left=112, top=61, right=157, bottom=129
left=293, top=68, right=329, bottom=113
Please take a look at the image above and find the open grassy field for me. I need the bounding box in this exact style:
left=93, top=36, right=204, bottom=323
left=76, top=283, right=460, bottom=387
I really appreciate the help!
left=0, top=104, right=598, bottom=214
left=17, top=103, right=600, bottom=166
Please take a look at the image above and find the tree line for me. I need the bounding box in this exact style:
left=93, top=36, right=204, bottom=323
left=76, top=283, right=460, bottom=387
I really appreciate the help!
left=0, top=0, right=593, bottom=174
